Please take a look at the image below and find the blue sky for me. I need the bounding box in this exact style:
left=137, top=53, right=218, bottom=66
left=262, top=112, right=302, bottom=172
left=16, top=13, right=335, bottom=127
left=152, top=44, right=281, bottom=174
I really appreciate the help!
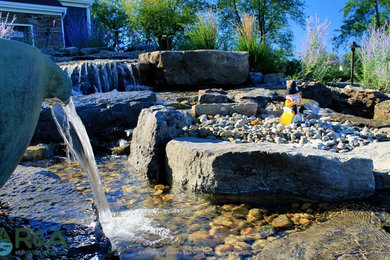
left=292, top=0, right=348, bottom=56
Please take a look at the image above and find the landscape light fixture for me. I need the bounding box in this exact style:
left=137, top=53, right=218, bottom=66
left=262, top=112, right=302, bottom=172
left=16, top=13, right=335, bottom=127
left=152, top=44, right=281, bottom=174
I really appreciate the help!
left=347, top=41, right=360, bottom=87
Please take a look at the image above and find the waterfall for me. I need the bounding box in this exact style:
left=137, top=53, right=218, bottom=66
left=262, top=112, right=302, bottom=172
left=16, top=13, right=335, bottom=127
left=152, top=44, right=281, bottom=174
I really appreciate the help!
left=51, top=100, right=112, bottom=223
left=59, top=60, right=144, bottom=95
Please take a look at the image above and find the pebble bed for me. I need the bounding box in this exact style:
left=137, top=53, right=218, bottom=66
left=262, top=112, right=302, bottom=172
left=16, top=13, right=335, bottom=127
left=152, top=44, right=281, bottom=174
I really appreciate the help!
left=44, top=157, right=386, bottom=259
left=182, top=113, right=389, bottom=153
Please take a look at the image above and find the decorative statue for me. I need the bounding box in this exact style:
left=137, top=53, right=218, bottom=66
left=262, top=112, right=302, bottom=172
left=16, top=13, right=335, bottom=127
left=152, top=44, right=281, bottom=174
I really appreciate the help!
left=280, top=81, right=306, bottom=125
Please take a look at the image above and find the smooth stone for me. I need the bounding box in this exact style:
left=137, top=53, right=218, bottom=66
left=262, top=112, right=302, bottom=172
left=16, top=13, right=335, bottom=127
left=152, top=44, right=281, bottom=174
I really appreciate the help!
left=271, top=215, right=294, bottom=229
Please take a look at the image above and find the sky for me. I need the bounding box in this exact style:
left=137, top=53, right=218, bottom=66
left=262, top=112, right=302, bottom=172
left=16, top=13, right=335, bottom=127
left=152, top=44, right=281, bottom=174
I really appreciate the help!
left=292, top=0, right=348, bottom=57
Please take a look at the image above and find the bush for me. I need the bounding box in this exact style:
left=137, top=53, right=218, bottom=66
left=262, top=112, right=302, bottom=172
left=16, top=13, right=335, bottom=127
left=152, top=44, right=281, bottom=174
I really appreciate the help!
left=359, top=24, right=390, bottom=91
left=186, top=10, right=219, bottom=49
left=0, top=12, right=16, bottom=39
left=236, top=14, right=278, bottom=73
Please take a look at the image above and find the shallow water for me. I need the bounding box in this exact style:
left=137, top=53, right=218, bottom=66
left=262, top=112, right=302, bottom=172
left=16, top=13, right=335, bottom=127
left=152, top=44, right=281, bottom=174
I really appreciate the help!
left=47, top=156, right=314, bottom=258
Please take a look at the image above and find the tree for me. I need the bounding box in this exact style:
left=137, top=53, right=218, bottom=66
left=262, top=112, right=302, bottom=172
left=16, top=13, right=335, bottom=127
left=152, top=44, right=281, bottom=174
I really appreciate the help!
left=335, top=0, right=390, bottom=46
left=217, top=0, right=305, bottom=50
left=122, top=0, right=206, bottom=49
left=91, top=0, right=128, bottom=31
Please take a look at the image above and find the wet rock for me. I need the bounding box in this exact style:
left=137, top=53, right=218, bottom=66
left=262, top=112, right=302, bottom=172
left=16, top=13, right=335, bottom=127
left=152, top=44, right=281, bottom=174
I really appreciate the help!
left=271, top=215, right=293, bottom=229
left=129, top=106, right=193, bottom=183
left=215, top=244, right=235, bottom=256
left=247, top=209, right=263, bottom=223
left=374, top=100, right=390, bottom=121
left=256, top=211, right=390, bottom=259
left=138, top=50, right=249, bottom=87
left=22, top=144, right=53, bottom=161
left=166, top=137, right=375, bottom=201
left=32, top=91, right=156, bottom=146
left=0, top=166, right=112, bottom=258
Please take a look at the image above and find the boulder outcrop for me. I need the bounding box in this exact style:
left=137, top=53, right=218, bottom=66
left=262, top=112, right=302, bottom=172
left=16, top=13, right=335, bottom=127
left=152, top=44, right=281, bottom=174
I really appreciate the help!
left=138, top=50, right=249, bottom=87
left=129, top=106, right=194, bottom=183
left=165, top=137, right=375, bottom=201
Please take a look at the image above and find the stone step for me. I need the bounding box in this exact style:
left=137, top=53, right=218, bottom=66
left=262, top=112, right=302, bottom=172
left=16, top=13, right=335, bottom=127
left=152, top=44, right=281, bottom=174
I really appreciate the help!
left=165, top=137, right=375, bottom=202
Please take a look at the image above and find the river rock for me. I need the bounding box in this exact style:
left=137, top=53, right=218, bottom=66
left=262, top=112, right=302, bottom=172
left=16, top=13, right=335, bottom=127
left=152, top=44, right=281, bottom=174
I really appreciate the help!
left=374, top=100, right=390, bottom=121
left=138, top=50, right=249, bottom=87
left=349, top=142, right=390, bottom=190
left=263, top=73, right=284, bottom=84
left=249, top=72, right=264, bottom=84
left=256, top=211, right=390, bottom=259
left=165, top=137, right=375, bottom=201
left=129, top=106, right=194, bottom=183
left=32, top=91, right=156, bottom=147
left=271, top=215, right=293, bottom=229
left=324, top=112, right=390, bottom=128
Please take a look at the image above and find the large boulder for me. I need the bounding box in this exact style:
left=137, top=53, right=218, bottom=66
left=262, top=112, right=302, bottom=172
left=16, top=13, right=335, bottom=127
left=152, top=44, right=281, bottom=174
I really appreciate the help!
left=256, top=211, right=390, bottom=259
left=32, top=91, right=156, bottom=146
left=138, top=50, right=249, bottom=87
left=165, top=137, right=375, bottom=202
left=349, top=142, right=390, bottom=190
left=374, top=100, right=390, bottom=121
left=128, top=106, right=194, bottom=183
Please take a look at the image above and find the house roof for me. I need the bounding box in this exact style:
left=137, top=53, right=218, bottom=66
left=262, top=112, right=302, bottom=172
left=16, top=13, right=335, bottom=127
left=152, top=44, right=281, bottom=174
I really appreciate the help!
left=0, top=0, right=64, bottom=7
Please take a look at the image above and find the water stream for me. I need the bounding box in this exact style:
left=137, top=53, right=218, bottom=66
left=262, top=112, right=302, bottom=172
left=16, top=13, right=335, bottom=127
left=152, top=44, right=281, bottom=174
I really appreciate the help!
left=50, top=99, right=177, bottom=254
left=51, top=99, right=112, bottom=223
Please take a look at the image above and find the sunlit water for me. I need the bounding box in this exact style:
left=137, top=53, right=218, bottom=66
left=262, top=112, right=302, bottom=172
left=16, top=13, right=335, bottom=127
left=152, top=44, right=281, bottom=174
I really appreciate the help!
left=50, top=100, right=181, bottom=255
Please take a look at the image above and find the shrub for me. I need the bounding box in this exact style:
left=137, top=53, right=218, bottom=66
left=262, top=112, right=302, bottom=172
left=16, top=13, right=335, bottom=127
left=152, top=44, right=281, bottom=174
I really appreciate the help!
left=299, top=15, right=332, bottom=82
left=359, top=24, right=390, bottom=91
left=236, top=14, right=278, bottom=73
left=186, top=10, right=219, bottom=49
left=0, top=12, right=16, bottom=39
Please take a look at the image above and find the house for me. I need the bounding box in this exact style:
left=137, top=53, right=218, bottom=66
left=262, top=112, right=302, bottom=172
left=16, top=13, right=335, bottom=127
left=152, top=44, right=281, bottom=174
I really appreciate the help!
left=0, top=0, right=93, bottom=49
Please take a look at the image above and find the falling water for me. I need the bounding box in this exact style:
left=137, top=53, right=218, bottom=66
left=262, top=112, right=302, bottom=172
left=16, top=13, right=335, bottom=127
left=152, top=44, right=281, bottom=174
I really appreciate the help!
left=50, top=99, right=112, bottom=223
left=50, top=99, right=177, bottom=252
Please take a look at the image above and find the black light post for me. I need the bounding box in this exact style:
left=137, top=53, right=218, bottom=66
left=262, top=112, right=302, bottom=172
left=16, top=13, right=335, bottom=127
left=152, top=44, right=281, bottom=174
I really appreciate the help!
left=347, top=41, right=360, bottom=86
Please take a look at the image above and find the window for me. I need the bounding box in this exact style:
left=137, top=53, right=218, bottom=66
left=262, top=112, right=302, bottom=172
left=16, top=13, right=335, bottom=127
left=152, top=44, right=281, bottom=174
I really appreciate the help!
left=11, top=24, right=34, bottom=46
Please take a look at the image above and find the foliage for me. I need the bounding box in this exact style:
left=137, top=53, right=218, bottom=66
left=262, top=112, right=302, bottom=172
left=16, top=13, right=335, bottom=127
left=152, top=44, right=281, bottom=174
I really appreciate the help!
left=185, top=10, right=219, bottom=49
left=358, top=24, right=390, bottom=91
left=299, top=15, right=333, bottom=82
left=217, top=0, right=305, bottom=50
left=335, top=0, right=390, bottom=46
left=0, top=12, right=16, bottom=39
left=122, top=0, right=206, bottom=49
left=91, top=0, right=128, bottom=31
left=235, top=14, right=280, bottom=73
left=64, top=15, right=108, bottom=48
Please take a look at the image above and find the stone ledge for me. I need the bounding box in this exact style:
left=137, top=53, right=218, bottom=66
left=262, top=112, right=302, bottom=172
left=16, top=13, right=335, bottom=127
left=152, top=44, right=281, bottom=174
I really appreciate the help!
left=165, top=137, right=375, bottom=202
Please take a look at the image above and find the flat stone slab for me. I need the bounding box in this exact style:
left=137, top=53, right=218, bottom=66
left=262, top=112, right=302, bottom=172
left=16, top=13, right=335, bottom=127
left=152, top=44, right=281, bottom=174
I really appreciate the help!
left=0, top=166, right=111, bottom=258
left=192, top=102, right=258, bottom=117
left=165, top=137, right=375, bottom=201
left=256, top=211, right=390, bottom=259
left=349, top=142, right=390, bottom=190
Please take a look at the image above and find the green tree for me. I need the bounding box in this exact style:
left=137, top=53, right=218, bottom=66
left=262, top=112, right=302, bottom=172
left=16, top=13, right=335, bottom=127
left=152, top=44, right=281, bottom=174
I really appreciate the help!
left=122, top=0, right=206, bottom=49
left=217, top=0, right=305, bottom=50
left=92, top=0, right=128, bottom=31
left=335, top=0, right=390, bottom=46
